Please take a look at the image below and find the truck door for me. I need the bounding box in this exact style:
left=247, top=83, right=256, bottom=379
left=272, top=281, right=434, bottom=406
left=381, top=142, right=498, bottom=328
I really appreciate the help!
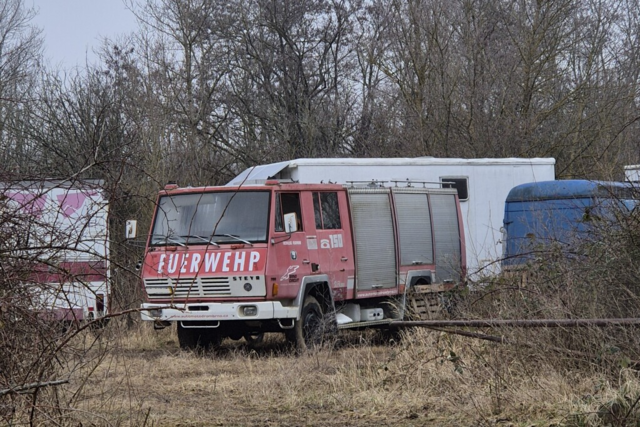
left=305, top=191, right=353, bottom=301
left=270, top=191, right=311, bottom=299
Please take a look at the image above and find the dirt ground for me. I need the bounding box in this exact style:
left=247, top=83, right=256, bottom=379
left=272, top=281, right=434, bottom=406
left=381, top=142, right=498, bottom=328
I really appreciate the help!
left=60, top=324, right=639, bottom=427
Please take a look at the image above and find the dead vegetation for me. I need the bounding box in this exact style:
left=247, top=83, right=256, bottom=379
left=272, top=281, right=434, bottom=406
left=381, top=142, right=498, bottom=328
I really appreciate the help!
left=23, top=322, right=635, bottom=427
left=6, top=202, right=640, bottom=426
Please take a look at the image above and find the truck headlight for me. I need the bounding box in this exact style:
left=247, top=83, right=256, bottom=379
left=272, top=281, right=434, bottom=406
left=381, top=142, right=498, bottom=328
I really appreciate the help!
left=148, top=309, right=163, bottom=318
left=242, top=306, right=257, bottom=316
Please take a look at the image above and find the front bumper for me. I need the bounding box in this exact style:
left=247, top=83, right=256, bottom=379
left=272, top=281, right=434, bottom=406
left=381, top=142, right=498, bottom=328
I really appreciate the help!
left=140, top=301, right=299, bottom=322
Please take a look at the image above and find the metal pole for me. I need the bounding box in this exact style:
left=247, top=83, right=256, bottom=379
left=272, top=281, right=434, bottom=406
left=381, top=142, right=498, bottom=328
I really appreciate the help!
left=390, top=318, right=640, bottom=328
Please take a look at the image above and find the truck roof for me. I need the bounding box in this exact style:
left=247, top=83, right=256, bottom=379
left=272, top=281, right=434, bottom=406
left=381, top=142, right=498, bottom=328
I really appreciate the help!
left=162, top=182, right=346, bottom=195
left=506, top=180, right=634, bottom=202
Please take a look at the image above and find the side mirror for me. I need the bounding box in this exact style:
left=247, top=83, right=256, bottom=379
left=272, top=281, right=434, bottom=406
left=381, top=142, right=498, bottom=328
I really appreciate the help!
left=126, top=220, right=138, bottom=239
left=284, top=212, right=298, bottom=233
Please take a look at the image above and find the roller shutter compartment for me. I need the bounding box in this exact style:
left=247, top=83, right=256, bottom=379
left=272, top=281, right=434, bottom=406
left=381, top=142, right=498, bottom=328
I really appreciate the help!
left=348, top=189, right=397, bottom=290
left=392, top=191, right=434, bottom=266
left=430, top=193, right=462, bottom=283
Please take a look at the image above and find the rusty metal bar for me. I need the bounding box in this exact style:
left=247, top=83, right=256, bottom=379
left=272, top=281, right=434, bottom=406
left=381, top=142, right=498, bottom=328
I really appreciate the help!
left=390, top=318, right=640, bottom=328
left=423, top=326, right=640, bottom=367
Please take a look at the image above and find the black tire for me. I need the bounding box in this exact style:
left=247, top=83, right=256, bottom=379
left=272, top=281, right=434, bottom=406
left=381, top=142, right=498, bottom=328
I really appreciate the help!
left=244, top=332, right=265, bottom=347
left=89, top=317, right=111, bottom=331
left=291, top=295, right=329, bottom=350
left=377, top=326, right=404, bottom=345
left=177, top=322, right=222, bottom=350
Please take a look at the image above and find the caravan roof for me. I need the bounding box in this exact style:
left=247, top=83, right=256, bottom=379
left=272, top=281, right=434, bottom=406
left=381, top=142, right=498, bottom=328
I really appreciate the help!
left=228, top=157, right=556, bottom=186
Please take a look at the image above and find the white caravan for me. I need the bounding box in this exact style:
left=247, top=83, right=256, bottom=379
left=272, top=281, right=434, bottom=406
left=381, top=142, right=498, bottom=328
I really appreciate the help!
left=3, top=180, right=110, bottom=323
left=228, top=158, right=556, bottom=277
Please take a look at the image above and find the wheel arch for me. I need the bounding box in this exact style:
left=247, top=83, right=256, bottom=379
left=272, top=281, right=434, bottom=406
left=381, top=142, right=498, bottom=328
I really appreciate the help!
left=294, top=274, right=334, bottom=319
left=406, top=270, right=434, bottom=288
left=399, top=270, right=435, bottom=320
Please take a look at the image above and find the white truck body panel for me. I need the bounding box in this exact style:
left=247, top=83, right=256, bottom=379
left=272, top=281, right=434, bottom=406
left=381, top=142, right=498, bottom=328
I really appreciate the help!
left=3, top=180, right=110, bottom=320
left=229, top=158, right=556, bottom=277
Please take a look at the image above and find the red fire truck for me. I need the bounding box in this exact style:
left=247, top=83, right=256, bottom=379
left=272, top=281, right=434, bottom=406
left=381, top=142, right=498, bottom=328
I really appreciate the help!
left=138, top=180, right=465, bottom=349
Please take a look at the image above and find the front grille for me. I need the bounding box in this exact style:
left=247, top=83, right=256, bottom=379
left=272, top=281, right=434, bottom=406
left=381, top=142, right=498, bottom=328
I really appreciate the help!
left=144, top=277, right=231, bottom=299
left=200, top=277, right=233, bottom=296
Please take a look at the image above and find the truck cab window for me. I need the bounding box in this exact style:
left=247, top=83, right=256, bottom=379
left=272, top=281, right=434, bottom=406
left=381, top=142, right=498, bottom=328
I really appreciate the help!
left=313, top=192, right=342, bottom=229
left=275, top=192, right=303, bottom=232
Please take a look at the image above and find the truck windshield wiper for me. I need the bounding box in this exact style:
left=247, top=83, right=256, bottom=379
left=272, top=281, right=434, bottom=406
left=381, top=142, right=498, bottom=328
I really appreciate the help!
left=223, top=234, right=253, bottom=246
left=179, top=235, right=219, bottom=246
left=180, top=234, right=208, bottom=242
left=209, top=233, right=253, bottom=246
left=151, top=234, right=185, bottom=247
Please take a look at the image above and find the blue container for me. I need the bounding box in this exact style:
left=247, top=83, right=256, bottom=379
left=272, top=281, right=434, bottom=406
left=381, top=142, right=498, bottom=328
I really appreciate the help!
left=502, top=180, right=636, bottom=267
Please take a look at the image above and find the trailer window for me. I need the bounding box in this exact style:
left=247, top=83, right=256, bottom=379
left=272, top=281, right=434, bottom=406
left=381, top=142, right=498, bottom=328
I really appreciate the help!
left=275, top=193, right=303, bottom=232
left=440, top=177, right=468, bottom=201
left=313, top=192, right=341, bottom=229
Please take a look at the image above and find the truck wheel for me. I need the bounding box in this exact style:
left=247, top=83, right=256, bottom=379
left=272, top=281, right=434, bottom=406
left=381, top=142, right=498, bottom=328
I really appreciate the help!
left=291, top=295, right=327, bottom=350
left=244, top=332, right=265, bottom=347
left=378, top=327, right=404, bottom=345
left=177, top=322, right=221, bottom=350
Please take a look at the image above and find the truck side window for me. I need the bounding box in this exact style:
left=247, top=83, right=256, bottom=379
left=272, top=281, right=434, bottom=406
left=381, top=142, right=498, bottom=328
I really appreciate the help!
left=312, top=192, right=342, bottom=229
left=275, top=192, right=303, bottom=232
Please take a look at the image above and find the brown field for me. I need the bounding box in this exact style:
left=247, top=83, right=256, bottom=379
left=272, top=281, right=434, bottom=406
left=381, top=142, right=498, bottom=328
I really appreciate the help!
left=53, top=322, right=640, bottom=427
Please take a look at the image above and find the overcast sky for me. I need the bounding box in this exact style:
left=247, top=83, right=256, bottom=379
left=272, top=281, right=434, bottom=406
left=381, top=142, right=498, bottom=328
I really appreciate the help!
left=29, top=0, right=138, bottom=69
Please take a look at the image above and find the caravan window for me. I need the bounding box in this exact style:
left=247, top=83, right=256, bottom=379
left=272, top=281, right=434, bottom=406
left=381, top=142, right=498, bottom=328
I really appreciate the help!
left=440, top=177, right=469, bottom=201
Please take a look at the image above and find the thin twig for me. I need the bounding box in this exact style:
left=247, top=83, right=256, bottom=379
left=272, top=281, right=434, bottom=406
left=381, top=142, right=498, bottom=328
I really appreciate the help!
left=0, top=379, right=69, bottom=397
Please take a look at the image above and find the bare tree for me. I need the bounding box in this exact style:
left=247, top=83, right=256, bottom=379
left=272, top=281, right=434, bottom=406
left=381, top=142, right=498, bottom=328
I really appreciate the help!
left=225, top=0, right=361, bottom=161
left=0, top=0, right=42, bottom=173
left=119, top=0, right=239, bottom=186
left=363, top=0, right=640, bottom=176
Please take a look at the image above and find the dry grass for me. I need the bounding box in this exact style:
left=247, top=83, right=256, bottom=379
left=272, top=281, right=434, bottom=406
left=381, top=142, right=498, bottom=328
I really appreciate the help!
left=45, top=322, right=640, bottom=426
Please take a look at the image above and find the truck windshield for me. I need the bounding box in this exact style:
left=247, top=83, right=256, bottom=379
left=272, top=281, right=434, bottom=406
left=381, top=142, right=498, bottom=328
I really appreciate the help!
left=150, top=191, right=270, bottom=246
